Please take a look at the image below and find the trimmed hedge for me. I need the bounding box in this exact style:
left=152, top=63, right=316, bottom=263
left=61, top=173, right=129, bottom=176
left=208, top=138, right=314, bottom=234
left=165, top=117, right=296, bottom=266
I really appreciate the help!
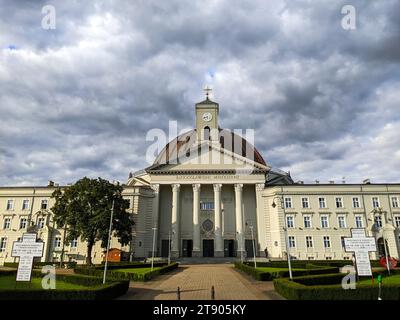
left=0, top=270, right=129, bottom=300
left=244, top=260, right=381, bottom=269
left=74, top=262, right=179, bottom=281
left=273, top=270, right=400, bottom=300
left=235, top=262, right=339, bottom=281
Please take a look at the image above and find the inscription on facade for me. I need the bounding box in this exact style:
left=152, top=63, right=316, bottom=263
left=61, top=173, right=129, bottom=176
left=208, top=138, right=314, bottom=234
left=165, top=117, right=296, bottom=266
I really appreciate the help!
left=176, top=175, right=240, bottom=180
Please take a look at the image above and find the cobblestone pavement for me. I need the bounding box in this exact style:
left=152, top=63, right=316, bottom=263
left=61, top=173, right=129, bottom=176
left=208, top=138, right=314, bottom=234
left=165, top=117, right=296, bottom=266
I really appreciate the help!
left=119, top=264, right=284, bottom=300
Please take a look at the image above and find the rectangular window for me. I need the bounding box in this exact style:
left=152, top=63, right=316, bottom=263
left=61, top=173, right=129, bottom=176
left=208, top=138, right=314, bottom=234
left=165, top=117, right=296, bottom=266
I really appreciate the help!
left=70, top=239, right=78, bottom=248
left=304, top=215, right=312, bottom=228
left=286, top=216, right=295, bottom=229
left=355, top=216, right=363, bottom=228
left=306, top=236, right=313, bottom=248
left=301, top=197, right=309, bottom=209
left=6, top=200, right=14, bottom=210
left=323, top=236, right=331, bottom=248
left=338, top=215, right=346, bottom=228
left=392, top=197, right=399, bottom=208
left=3, top=218, right=11, bottom=230
left=0, top=237, right=7, bottom=252
left=284, top=197, right=292, bottom=209
left=321, top=216, right=329, bottom=228
left=372, top=197, right=380, bottom=208
left=41, top=200, right=48, bottom=210
left=394, top=216, right=400, bottom=228
left=352, top=197, right=360, bottom=208
left=335, top=197, right=343, bottom=208
left=288, top=236, right=296, bottom=248
left=54, top=237, right=62, bottom=248
left=318, top=197, right=326, bottom=209
left=200, top=202, right=214, bottom=210
left=19, top=218, right=27, bottom=229
left=22, top=200, right=30, bottom=210
left=37, top=217, right=45, bottom=229
left=374, top=215, right=383, bottom=228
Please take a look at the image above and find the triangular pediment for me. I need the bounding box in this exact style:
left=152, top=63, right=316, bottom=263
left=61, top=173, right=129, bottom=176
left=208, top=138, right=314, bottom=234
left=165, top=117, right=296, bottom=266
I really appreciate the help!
left=146, top=141, right=269, bottom=174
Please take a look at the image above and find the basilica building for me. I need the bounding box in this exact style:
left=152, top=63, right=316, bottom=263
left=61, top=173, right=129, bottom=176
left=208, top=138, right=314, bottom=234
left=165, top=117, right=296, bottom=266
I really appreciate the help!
left=0, top=95, right=400, bottom=264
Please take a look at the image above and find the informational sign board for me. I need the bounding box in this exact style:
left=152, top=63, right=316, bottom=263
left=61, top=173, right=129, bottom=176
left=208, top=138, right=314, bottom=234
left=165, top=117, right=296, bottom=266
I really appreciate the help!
left=344, top=228, right=376, bottom=276
left=11, top=233, right=44, bottom=282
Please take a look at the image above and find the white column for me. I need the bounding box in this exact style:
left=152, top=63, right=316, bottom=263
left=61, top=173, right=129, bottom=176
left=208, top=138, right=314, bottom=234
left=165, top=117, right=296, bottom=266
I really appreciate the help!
left=255, top=183, right=265, bottom=257
left=150, top=184, right=160, bottom=256
left=192, top=184, right=201, bottom=257
left=171, top=184, right=180, bottom=257
left=214, top=184, right=224, bottom=257
left=235, top=184, right=245, bottom=258
left=214, top=184, right=223, bottom=256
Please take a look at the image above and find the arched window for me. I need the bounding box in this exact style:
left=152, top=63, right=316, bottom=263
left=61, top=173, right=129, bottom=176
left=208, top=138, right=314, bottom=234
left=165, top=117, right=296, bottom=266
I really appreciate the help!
left=204, top=126, right=210, bottom=140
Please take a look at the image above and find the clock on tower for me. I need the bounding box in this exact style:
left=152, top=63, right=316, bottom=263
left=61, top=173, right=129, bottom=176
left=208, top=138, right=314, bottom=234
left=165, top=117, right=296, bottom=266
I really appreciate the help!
left=195, top=87, right=219, bottom=142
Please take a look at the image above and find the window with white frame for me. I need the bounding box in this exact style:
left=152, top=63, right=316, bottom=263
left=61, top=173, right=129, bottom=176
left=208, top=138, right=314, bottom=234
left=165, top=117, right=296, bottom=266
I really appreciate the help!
left=323, top=236, right=331, bottom=248
left=306, top=236, right=313, bottom=248
left=3, top=218, right=11, bottom=230
left=338, top=215, right=346, bottom=229
left=0, top=237, right=7, bottom=252
left=288, top=236, right=296, bottom=248
left=304, top=215, right=312, bottom=228
left=37, top=217, right=45, bottom=229
left=284, top=197, right=292, bottom=209
left=335, top=197, right=343, bottom=208
left=392, top=197, right=399, bottom=208
left=54, top=236, right=62, bottom=248
left=374, top=215, right=383, bottom=228
left=321, top=216, right=329, bottom=228
left=41, top=199, right=48, bottom=210
left=355, top=216, right=363, bottom=228
left=301, top=197, right=309, bottom=209
left=286, top=215, right=295, bottom=228
left=19, top=218, right=27, bottom=229
left=70, top=239, right=78, bottom=248
left=394, top=216, right=400, bottom=228
left=22, top=199, right=30, bottom=210
left=200, top=202, right=214, bottom=210
left=352, top=197, right=360, bottom=208
left=318, top=197, right=326, bottom=209
left=372, top=197, right=380, bottom=208
left=6, top=200, right=13, bottom=210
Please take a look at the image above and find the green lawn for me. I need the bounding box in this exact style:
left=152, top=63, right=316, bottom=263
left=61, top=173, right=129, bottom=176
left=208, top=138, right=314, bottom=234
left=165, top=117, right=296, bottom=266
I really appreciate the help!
left=0, top=276, right=104, bottom=290
left=358, top=274, right=400, bottom=286
left=114, top=267, right=162, bottom=274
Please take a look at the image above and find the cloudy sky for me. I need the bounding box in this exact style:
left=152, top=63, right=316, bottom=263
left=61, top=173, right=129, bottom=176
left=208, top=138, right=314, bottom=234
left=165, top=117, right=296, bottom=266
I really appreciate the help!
left=0, top=0, right=399, bottom=186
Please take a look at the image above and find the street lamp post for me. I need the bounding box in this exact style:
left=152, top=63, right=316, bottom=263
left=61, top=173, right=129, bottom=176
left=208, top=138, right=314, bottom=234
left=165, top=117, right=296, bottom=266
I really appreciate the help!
left=249, top=224, right=257, bottom=269
left=103, top=199, right=114, bottom=285
left=151, top=227, right=157, bottom=271
left=272, top=196, right=293, bottom=280
left=168, top=230, right=171, bottom=265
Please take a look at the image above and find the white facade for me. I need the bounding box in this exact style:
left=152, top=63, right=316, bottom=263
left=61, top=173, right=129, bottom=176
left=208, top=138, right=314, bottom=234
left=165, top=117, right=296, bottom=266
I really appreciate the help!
left=1, top=97, right=399, bottom=264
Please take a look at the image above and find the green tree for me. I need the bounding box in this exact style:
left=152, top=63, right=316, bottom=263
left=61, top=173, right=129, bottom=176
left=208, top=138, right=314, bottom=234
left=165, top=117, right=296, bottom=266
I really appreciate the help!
left=51, top=177, right=134, bottom=265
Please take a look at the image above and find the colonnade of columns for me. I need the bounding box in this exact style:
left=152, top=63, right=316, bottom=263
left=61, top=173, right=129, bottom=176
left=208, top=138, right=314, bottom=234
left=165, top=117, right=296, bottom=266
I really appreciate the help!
left=162, top=183, right=247, bottom=258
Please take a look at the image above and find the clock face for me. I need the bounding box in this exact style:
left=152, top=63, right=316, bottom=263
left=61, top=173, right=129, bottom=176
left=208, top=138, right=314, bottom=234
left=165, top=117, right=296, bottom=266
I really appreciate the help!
left=202, top=112, right=212, bottom=122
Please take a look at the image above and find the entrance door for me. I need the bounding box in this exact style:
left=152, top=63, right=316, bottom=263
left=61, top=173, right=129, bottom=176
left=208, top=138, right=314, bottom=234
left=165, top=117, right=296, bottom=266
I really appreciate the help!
left=203, top=239, right=214, bottom=257
left=245, top=239, right=256, bottom=258
left=161, top=240, right=170, bottom=258
left=182, top=239, right=193, bottom=257
left=224, top=240, right=235, bottom=257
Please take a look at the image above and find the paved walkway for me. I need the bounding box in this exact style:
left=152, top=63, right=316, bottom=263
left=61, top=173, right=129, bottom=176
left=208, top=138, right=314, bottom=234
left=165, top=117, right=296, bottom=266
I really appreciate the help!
left=119, top=264, right=284, bottom=300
